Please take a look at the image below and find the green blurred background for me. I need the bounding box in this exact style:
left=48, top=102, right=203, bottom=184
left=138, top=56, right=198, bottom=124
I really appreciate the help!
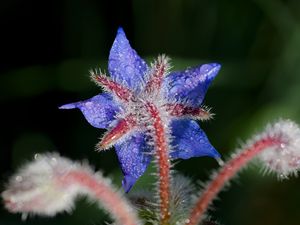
left=1, top=0, right=300, bottom=224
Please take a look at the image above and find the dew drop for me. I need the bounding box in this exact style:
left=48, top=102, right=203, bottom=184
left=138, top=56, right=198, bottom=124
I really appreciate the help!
left=51, top=157, right=57, bottom=165
left=279, top=174, right=286, bottom=179
left=34, top=153, right=40, bottom=160
left=21, top=213, right=28, bottom=221
left=15, top=176, right=23, bottom=182
left=199, top=64, right=212, bottom=73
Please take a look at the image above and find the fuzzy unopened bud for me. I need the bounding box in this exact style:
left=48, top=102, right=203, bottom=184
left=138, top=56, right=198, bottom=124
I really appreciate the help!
left=2, top=153, right=140, bottom=225
left=185, top=119, right=300, bottom=225
left=2, top=153, right=79, bottom=216
left=255, top=119, right=300, bottom=178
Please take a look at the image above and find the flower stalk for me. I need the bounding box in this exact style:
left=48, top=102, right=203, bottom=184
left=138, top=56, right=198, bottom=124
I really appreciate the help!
left=185, top=121, right=297, bottom=225
left=2, top=154, right=140, bottom=225
left=147, top=102, right=171, bottom=225
left=63, top=170, right=140, bottom=225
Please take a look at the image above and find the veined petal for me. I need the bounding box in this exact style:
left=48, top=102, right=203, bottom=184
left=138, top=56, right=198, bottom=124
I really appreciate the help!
left=109, top=27, right=148, bottom=91
left=163, top=63, right=221, bottom=106
left=59, top=93, right=120, bottom=129
left=170, top=119, right=220, bottom=159
left=114, top=133, right=152, bottom=192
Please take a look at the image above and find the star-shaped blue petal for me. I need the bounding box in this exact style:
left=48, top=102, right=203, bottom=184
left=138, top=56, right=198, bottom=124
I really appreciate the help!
left=114, top=133, right=152, bottom=192
left=60, top=93, right=120, bottom=129
left=109, top=27, right=148, bottom=91
left=163, top=63, right=220, bottom=106
left=170, top=119, right=220, bottom=159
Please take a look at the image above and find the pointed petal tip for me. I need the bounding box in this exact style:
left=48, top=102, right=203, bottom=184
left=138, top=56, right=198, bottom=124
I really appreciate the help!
left=117, top=27, right=125, bottom=34
left=109, top=27, right=148, bottom=90
left=209, top=147, right=221, bottom=159
left=58, top=103, right=77, bottom=109
left=122, top=175, right=137, bottom=193
left=215, top=157, right=224, bottom=166
left=209, top=62, right=221, bottom=68
left=171, top=120, right=222, bottom=159
left=210, top=63, right=221, bottom=71
left=206, top=62, right=221, bottom=71
left=201, top=62, right=221, bottom=80
left=199, top=147, right=221, bottom=160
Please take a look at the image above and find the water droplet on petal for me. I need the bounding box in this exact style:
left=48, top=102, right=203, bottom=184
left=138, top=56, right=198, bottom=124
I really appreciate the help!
left=200, top=64, right=212, bottom=73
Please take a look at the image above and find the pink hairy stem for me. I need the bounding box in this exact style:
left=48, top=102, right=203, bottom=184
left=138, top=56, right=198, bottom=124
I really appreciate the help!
left=146, top=102, right=171, bottom=225
left=185, top=136, right=283, bottom=225
left=64, top=170, right=140, bottom=225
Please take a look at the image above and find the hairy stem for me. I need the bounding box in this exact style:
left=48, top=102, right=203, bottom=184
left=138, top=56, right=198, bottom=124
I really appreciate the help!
left=147, top=103, right=171, bottom=225
left=185, top=136, right=283, bottom=225
left=65, top=170, right=140, bottom=225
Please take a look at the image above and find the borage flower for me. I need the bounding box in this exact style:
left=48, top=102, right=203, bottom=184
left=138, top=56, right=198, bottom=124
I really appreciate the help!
left=60, top=28, right=221, bottom=192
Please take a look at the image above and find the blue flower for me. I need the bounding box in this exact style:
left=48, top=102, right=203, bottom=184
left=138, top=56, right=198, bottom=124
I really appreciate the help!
left=60, top=28, right=221, bottom=192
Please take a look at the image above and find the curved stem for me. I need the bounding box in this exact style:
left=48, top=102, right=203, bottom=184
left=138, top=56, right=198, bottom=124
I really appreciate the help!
left=65, top=170, right=140, bottom=225
left=185, top=137, right=283, bottom=225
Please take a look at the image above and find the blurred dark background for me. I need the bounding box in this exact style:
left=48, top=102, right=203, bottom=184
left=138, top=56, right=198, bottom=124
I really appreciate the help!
left=1, top=0, right=300, bottom=224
